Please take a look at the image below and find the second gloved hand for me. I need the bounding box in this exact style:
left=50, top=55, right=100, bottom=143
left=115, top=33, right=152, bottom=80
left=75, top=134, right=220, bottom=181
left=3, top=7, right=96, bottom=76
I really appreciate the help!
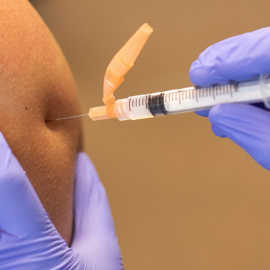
left=0, top=132, right=123, bottom=270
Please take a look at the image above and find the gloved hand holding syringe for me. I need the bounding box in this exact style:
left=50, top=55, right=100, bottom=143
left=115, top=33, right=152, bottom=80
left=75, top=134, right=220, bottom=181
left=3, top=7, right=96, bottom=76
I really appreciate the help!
left=47, top=23, right=270, bottom=123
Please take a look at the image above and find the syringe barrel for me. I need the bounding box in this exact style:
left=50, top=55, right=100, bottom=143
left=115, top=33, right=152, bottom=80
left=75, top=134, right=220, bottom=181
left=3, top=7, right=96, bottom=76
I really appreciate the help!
left=114, top=75, right=270, bottom=121
left=115, top=96, right=154, bottom=120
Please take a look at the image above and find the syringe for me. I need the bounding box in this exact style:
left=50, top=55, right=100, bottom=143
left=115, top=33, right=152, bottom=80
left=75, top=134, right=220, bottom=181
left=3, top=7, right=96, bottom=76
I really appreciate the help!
left=46, top=24, right=270, bottom=122
left=89, top=75, right=270, bottom=121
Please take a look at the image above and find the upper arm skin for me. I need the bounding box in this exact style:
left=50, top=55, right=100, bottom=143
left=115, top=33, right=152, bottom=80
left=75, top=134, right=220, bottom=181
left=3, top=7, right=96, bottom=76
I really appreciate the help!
left=0, top=0, right=82, bottom=245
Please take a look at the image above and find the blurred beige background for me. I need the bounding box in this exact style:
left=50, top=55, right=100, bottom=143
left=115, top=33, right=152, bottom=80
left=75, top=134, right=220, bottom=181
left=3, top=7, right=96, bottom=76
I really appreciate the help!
left=31, top=0, right=270, bottom=269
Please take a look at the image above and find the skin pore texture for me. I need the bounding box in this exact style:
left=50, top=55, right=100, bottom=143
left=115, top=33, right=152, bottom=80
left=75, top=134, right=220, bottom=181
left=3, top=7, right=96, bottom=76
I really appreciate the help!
left=0, top=1, right=82, bottom=245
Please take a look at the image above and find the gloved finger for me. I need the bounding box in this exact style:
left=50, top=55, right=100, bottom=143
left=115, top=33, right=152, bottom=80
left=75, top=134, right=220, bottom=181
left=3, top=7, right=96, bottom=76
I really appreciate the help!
left=189, top=27, right=270, bottom=86
left=211, top=125, right=227, bottom=138
left=72, top=153, right=123, bottom=269
left=209, top=104, right=270, bottom=170
left=0, top=132, right=53, bottom=237
left=194, top=109, right=210, bottom=117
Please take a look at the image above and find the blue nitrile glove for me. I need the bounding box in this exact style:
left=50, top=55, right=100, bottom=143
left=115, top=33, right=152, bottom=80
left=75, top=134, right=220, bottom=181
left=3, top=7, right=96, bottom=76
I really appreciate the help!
left=189, top=27, right=270, bottom=170
left=0, top=132, right=123, bottom=270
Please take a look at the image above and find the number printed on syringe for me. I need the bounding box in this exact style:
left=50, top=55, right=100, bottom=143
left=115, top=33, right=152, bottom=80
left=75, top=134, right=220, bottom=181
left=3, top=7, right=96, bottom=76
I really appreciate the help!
left=163, top=84, right=239, bottom=114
